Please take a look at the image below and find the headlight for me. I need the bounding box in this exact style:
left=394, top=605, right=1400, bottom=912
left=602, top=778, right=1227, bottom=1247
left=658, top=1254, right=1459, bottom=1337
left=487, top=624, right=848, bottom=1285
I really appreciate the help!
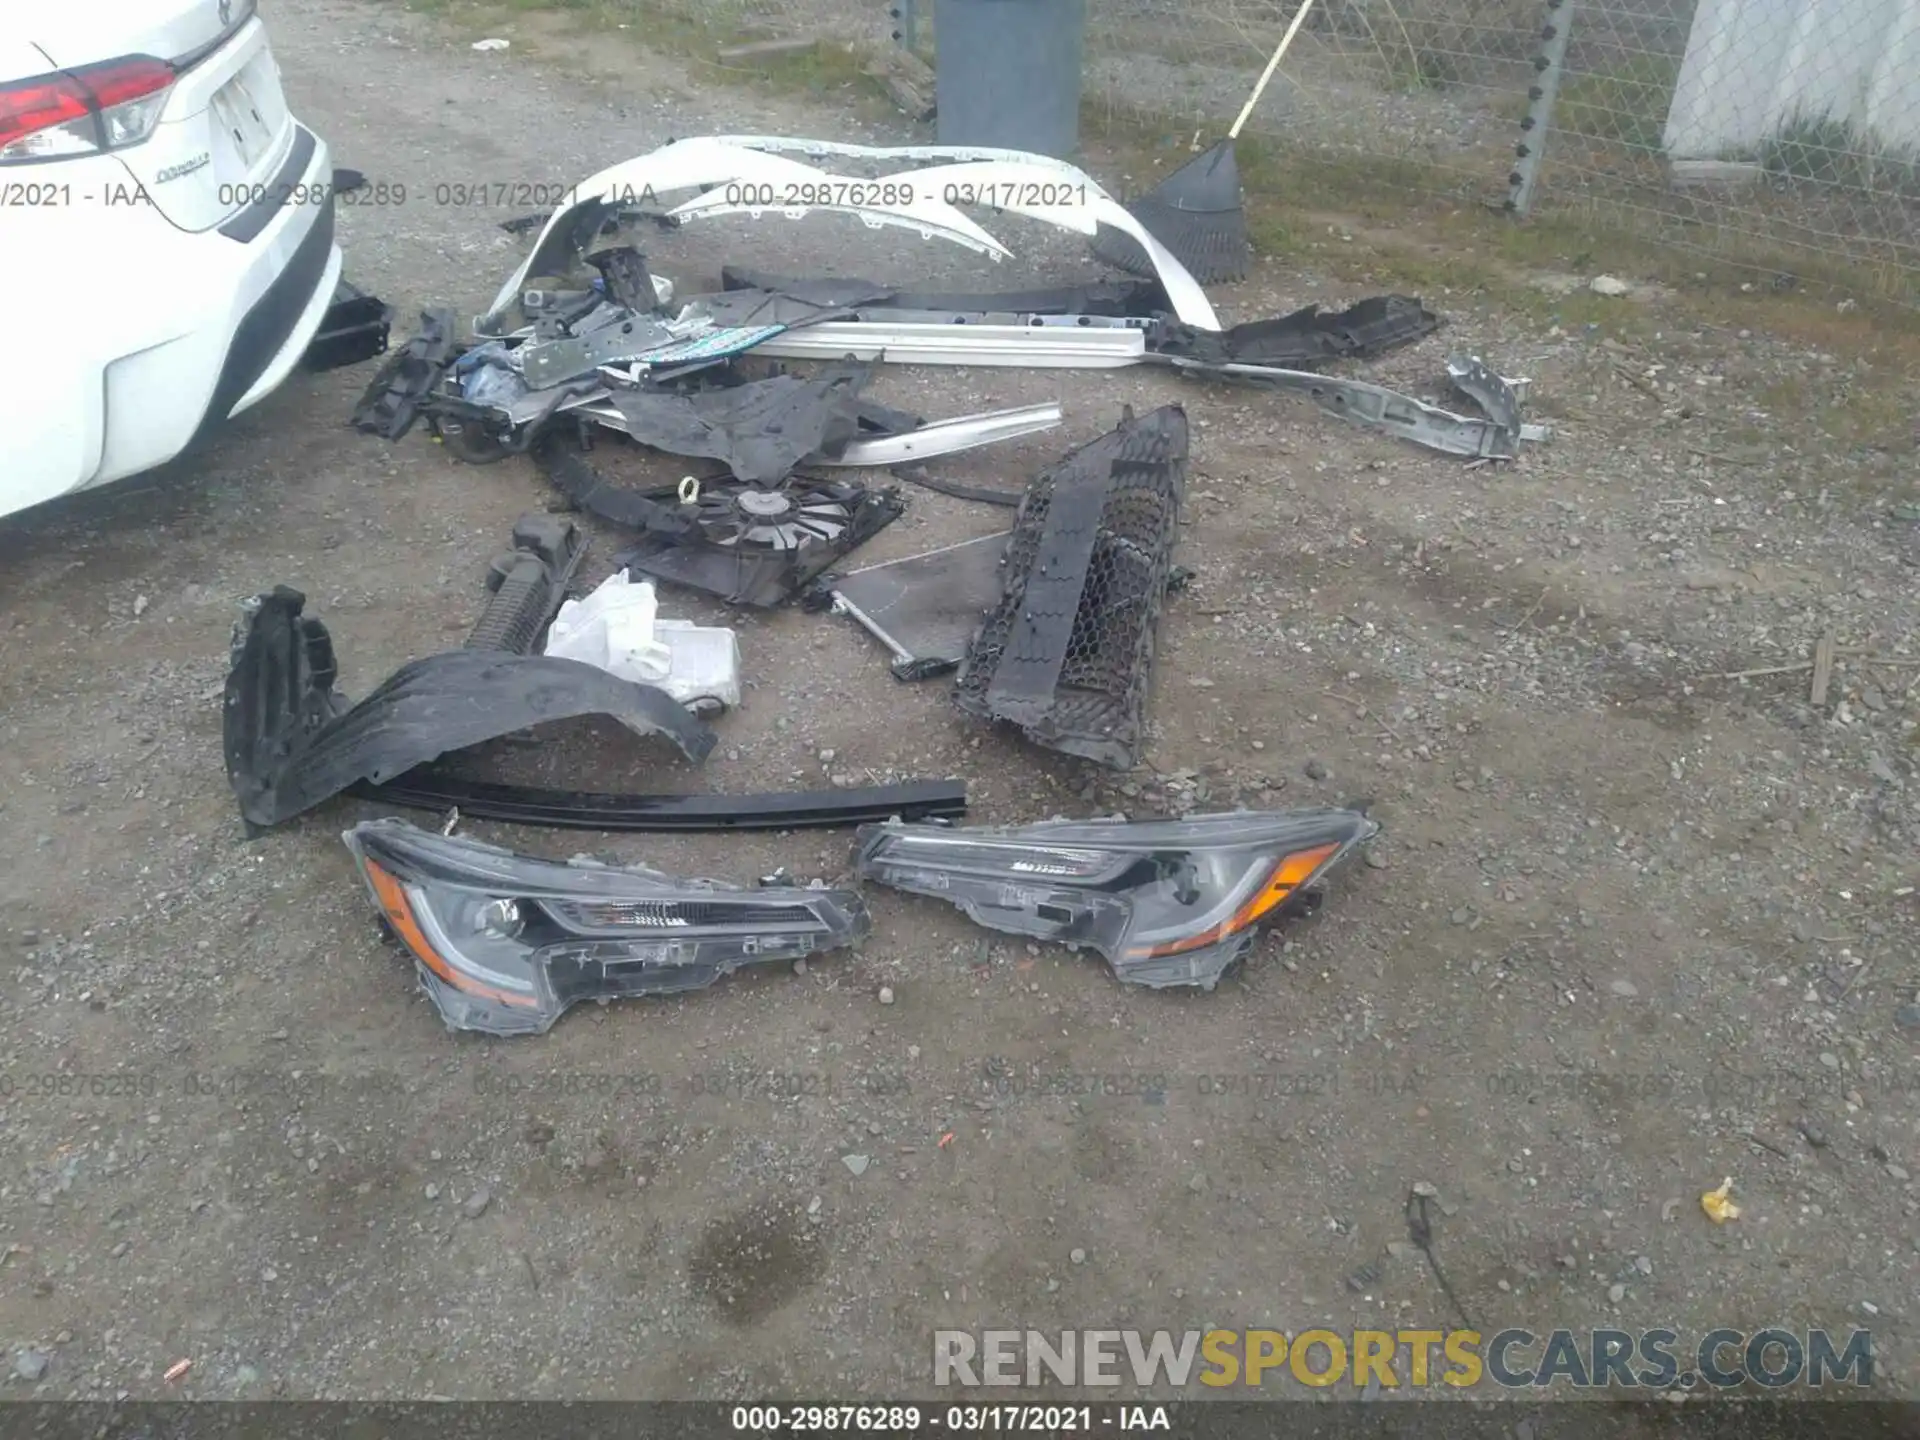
left=854, top=808, right=1378, bottom=989
left=344, top=818, right=870, bottom=1035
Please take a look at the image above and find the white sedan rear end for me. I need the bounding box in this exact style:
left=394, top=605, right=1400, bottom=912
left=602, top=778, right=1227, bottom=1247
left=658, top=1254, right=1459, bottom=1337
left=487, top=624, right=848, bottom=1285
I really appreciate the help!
left=0, top=0, right=341, bottom=518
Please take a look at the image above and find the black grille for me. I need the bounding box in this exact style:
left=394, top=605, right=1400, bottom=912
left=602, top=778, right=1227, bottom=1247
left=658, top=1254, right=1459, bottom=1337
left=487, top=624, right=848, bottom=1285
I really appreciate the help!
left=954, top=405, right=1187, bottom=769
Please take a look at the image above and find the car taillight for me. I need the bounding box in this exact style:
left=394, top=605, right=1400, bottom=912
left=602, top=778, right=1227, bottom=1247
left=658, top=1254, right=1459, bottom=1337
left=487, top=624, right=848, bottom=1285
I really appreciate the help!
left=0, top=56, right=173, bottom=165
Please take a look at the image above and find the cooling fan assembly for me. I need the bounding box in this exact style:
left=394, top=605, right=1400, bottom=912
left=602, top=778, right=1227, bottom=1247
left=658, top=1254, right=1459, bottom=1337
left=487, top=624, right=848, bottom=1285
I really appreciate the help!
left=613, top=472, right=906, bottom=607
left=694, top=480, right=860, bottom=552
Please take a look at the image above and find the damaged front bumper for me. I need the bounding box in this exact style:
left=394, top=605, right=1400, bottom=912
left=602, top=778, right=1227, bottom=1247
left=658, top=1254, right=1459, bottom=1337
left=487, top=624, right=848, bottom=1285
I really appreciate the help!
left=345, top=818, right=871, bottom=1036
left=856, top=807, right=1379, bottom=989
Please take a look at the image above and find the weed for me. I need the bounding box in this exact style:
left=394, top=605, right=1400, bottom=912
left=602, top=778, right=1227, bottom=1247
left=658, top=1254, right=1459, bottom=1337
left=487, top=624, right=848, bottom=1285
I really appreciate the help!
left=1757, top=110, right=1920, bottom=200
left=1553, top=54, right=1681, bottom=154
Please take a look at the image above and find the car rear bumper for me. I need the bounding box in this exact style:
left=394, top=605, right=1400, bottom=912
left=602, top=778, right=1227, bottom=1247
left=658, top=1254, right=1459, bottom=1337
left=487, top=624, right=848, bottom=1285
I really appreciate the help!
left=0, top=122, right=341, bottom=517
left=192, top=182, right=341, bottom=444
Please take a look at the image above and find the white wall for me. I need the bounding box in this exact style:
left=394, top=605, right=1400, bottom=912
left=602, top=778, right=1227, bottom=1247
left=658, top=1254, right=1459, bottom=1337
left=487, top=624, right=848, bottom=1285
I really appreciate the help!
left=1662, top=0, right=1920, bottom=157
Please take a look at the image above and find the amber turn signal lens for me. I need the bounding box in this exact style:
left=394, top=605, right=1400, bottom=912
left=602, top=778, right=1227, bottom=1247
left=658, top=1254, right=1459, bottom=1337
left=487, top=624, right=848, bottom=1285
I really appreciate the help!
left=1135, top=842, right=1340, bottom=960
left=361, top=858, right=539, bottom=1009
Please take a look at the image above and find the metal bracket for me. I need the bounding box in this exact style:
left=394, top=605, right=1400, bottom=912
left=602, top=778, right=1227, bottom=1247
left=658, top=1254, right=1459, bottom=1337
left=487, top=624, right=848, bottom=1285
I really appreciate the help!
left=1171, top=360, right=1549, bottom=459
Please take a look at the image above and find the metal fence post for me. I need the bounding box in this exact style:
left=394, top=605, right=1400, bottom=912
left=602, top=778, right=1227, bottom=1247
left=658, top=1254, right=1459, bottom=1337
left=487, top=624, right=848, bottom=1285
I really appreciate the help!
left=890, top=0, right=919, bottom=51
left=1506, top=0, right=1577, bottom=218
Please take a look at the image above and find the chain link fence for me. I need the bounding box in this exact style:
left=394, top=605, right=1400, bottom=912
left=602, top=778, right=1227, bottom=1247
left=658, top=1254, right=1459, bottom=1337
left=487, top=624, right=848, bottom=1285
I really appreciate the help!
left=634, top=0, right=1920, bottom=306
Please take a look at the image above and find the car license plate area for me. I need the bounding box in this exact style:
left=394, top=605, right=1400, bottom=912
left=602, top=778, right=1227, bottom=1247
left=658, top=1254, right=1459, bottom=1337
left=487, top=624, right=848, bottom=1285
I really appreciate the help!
left=211, top=76, right=272, bottom=169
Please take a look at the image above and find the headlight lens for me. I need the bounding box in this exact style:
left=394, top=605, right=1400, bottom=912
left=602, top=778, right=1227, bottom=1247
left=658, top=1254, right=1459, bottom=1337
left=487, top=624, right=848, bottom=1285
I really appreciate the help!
left=345, top=818, right=871, bottom=1035
left=854, top=808, right=1378, bottom=988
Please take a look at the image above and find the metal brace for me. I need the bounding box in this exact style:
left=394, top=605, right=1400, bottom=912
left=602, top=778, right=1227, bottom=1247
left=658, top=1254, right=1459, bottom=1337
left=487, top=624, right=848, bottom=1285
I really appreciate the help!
left=1170, top=359, right=1550, bottom=460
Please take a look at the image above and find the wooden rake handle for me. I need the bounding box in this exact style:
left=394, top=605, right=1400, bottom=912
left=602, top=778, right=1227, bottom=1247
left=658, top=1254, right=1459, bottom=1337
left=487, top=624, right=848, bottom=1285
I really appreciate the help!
left=1228, top=0, right=1320, bottom=139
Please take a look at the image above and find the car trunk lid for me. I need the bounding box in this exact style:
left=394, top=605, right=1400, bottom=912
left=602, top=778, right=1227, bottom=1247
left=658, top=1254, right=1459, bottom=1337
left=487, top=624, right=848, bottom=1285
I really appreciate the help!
left=27, top=0, right=295, bottom=233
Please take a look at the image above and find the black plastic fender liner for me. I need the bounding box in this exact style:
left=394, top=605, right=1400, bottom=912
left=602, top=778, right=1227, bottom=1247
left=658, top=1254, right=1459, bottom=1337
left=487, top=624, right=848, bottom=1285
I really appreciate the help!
left=350, top=308, right=457, bottom=440
left=224, top=587, right=716, bottom=830
left=1146, top=295, right=1440, bottom=369
left=354, top=772, right=968, bottom=831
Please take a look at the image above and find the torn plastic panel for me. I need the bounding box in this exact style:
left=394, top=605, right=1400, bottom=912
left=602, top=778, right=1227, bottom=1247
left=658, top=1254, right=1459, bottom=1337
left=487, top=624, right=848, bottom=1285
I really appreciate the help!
left=480, top=137, right=1220, bottom=335
left=223, top=587, right=715, bottom=830
left=955, top=406, right=1187, bottom=769
left=350, top=309, right=457, bottom=441
left=855, top=808, right=1380, bottom=990
left=829, top=532, right=1011, bottom=680
left=357, top=771, right=967, bottom=832
left=602, top=363, right=873, bottom=485
left=344, top=818, right=871, bottom=1036
left=463, top=514, right=586, bottom=655
left=1146, top=296, right=1439, bottom=368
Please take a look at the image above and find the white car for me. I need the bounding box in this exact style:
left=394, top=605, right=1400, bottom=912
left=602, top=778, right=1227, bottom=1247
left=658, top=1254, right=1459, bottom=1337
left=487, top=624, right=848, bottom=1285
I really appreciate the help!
left=0, top=0, right=340, bottom=519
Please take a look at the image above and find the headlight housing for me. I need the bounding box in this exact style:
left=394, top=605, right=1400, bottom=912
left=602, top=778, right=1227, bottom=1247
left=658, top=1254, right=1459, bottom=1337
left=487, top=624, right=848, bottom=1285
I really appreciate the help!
left=344, top=818, right=870, bottom=1035
left=854, top=807, right=1378, bottom=988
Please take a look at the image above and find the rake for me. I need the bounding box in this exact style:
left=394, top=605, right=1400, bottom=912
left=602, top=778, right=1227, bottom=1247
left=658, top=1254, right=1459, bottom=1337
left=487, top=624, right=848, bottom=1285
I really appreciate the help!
left=1090, top=0, right=1319, bottom=285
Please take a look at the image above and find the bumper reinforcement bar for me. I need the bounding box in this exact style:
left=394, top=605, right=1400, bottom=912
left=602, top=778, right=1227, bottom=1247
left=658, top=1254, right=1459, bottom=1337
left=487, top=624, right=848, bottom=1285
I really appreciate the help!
left=354, top=772, right=968, bottom=831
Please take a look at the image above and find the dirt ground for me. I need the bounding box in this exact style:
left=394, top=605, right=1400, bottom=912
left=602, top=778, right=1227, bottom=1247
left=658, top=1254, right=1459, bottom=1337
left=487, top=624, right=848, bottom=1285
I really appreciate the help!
left=1, top=0, right=1917, bottom=1404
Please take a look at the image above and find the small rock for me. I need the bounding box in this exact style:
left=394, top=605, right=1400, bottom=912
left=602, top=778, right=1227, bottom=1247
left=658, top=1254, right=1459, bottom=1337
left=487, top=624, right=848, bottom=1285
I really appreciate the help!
left=807, top=1195, right=822, bottom=1216
left=1386, top=1241, right=1415, bottom=1260
left=1819, top=1052, right=1841, bottom=1071
left=235, top=1365, right=260, bottom=1387
left=1589, top=275, right=1633, bottom=297
left=1795, top=1120, right=1829, bottom=1149
left=1411, top=1180, right=1439, bottom=1198
left=1363, top=850, right=1388, bottom=870
left=1608, top=1283, right=1627, bottom=1303
left=878, top=986, right=895, bottom=1006
left=1634, top=1255, right=1653, bottom=1275
left=133, top=595, right=149, bottom=617
left=1303, top=759, right=1331, bottom=781
left=462, top=1185, right=493, bottom=1219
left=13, top=1350, right=49, bottom=1383
left=842, top=1154, right=870, bottom=1176
left=1608, top=979, right=1639, bottom=997
left=1894, top=1004, right=1920, bottom=1032
left=424, top=1183, right=442, bottom=1201
left=792, top=958, right=808, bottom=977
left=110, top=1241, right=129, bottom=1259
left=1069, top=1247, right=1087, bottom=1265
left=818, top=748, right=836, bottom=764
left=1888, top=1164, right=1911, bottom=1182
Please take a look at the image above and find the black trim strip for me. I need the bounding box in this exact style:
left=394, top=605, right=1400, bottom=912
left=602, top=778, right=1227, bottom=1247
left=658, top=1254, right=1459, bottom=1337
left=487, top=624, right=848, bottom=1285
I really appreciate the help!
left=220, top=124, right=316, bottom=242
left=188, top=189, right=334, bottom=450
left=352, top=773, right=968, bottom=832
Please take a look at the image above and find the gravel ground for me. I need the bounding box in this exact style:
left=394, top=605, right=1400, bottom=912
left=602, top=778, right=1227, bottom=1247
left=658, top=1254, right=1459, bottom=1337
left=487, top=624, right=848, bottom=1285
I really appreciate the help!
left=0, top=0, right=1917, bottom=1403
